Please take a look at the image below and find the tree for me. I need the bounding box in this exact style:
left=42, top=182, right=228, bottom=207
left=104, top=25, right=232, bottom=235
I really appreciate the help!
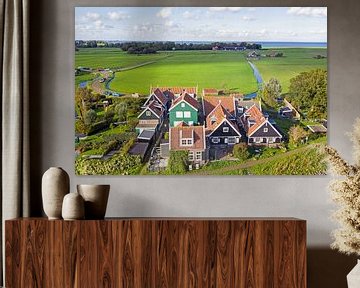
left=288, top=69, right=327, bottom=119
left=261, top=78, right=282, bottom=107
left=115, top=102, right=128, bottom=122
left=168, top=151, right=188, bottom=174
left=232, top=143, right=250, bottom=161
left=288, top=125, right=310, bottom=146
left=75, top=88, right=93, bottom=121
left=84, top=109, right=97, bottom=126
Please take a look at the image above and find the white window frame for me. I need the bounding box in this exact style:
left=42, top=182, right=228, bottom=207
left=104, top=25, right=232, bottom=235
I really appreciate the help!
left=269, top=137, right=275, bottom=143
left=255, top=137, right=261, bottom=143
left=264, top=127, right=268, bottom=132
left=223, top=127, right=229, bottom=133
left=188, top=151, right=194, bottom=161
left=212, top=137, right=220, bottom=144
left=176, top=111, right=183, bottom=118
left=184, top=111, right=191, bottom=118
left=181, top=102, right=185, bottom=108
left=196, top=151, right=202, bottom=160
left=180, top=138, right=193, bottom=146
left=146, top=110, right=151, bottom=116
left=188, top=121, right=194, bottom=126
left=228, top=137, right=236, bottom=144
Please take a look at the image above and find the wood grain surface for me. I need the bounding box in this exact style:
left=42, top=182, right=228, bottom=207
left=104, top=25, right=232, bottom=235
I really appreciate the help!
left=5, top=218, right=306, bottom=288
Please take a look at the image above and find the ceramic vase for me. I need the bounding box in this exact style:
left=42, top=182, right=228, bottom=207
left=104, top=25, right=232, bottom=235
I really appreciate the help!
left=62, top=192, right=85, bottom=220
left=347, top=259, right=360, bottom=288
left=42, top=167, right=70, bottom=219
left=77, top=184, right=110, bottom=219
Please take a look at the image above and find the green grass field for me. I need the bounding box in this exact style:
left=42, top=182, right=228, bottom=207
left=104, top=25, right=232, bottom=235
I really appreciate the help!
left=75, top=48, right=168, bottom=70
left=255, top=48, right=327, bottom=92
left=109, top=51, right=257, bottom=95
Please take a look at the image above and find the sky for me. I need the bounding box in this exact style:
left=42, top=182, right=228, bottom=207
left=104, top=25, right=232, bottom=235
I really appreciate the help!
left=75, top=7, right=327, bottom=42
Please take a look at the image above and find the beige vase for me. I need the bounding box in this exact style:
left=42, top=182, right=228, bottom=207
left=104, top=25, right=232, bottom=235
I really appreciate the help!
left=62, top=192, right=85, bottom=220
left=42, top=167, right=70, bottom=219
left=77, top=184, right=110, bottom=219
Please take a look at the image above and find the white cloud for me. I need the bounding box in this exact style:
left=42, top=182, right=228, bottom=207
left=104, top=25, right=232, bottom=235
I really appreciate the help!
left=183, top=11, right=192, bottom=18
left=242, top=16, right=255, bottom=21
left=209, top=7, right=242, bottom=12
left=157, top=7, right=172, bottom=18
left=82, top=12, right=101, bottom=21
left=165, top=20, right=174, bottom=27
left=107, top=11, right=129, bottom=21
left=94, top=20, right=105, bottom=29
left=287, top=7, right=327, bottom=17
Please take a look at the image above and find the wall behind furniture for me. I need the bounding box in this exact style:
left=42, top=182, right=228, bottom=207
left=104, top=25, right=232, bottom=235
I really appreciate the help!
left=29, top=0, right=360, bottom=286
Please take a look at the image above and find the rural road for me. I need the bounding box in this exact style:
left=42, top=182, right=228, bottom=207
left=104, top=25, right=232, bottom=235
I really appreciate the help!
left=191, top=144, right=316, bottom=175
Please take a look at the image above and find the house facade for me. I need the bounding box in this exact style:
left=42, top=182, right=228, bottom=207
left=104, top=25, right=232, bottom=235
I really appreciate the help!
left=169, top=123, right=207, bottom=164
left=205, top=103, right=241, bottom=145
left=169, top=93, right=199, bottom=127
left=136, top=100, right=164, bottom=134
left=202, top=96, right=241, bottom=145
left=241, top=105, right=282, bottom=146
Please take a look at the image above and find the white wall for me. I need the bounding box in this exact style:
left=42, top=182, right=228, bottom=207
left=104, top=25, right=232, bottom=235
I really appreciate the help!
left=30, top=0, right=360, bottom=250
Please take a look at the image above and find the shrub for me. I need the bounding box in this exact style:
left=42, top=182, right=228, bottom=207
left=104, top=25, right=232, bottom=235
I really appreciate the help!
left=168, top=151, right=188, bottom=174
left=84, top=109, right=97, bottom=125
left=232, top=143, right=250, bottom=161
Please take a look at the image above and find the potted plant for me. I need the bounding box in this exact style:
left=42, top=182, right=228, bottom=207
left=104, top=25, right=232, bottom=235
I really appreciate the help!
left=325, top=118, right=360, bottom=287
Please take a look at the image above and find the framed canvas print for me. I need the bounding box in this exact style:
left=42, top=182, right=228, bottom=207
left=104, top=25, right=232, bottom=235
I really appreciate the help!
left=74, top=7, right=327, bottom=176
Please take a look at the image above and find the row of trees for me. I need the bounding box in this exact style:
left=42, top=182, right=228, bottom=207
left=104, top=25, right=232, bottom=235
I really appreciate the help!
left=75, top=40, right=262, bottom=53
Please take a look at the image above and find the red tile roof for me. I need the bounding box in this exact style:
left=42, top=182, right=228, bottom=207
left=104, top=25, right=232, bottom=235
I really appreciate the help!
left=170, top=125, right=205, bottom=151
left=152, top=87, right=197, bottom=95
left=205, top=104, right=240, bottom=135
left=203, top=96, right=236, bottom=117
left=243, top=105, right=266, bottom=135
left=170, top=93, right=199, bottom=110
left=203, top=88, right=218, bottom=95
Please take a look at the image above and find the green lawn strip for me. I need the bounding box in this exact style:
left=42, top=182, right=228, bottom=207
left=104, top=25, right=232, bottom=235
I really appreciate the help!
left=255, top=48, right=327, bottom=92
left=109, top=51, right=257, bottom=95
left=75, top=48, right=170, bottom=70
left=191, top=144, right=324, bottom=175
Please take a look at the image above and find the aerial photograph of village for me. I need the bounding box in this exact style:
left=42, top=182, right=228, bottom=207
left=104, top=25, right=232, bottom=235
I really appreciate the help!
left=75, top=7, right=327, bottom=175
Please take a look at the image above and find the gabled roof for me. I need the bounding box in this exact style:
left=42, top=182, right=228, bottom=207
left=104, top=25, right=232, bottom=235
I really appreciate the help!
left=151, top=87, right=197, bottom=95
left=203, top=96, right=236, bottom=117
left=243, top=105, right=282, bottom=137
left=170, top=124, right=205, bottom=151
left=169, top=93, right=199, bottom=111
left=237, top=100, right=261, bottom=111
left=205, top=104, right=241, bottom=136
left=138, top=100, right=164, bottom=119
left=152, top=88, right=168, bottom=106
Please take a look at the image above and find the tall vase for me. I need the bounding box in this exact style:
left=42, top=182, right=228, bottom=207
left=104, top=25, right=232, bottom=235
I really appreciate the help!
left=347, top=260, right=360, bottom=288
left=77, top=184, right=110, bottom=219
left=42, top=167, right=70, bottom=219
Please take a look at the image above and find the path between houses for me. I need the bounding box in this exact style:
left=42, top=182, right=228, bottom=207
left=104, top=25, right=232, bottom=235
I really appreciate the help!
left=191, top=145, right=313, bottom=175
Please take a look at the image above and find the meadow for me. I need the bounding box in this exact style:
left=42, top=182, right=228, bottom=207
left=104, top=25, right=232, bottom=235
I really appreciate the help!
left=75, top=47, right=327, bottom=96
left=255, top=48, right=327, bottom=92
left=109, top=50, right=258, bottom=95
left=75, top=48, right=168, bottom=69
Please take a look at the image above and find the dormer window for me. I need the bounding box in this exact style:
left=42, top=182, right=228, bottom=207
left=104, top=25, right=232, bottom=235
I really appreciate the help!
left=264, top=128, right=268, bottom=132
left=210, top=115, right=217, bottom=125
left=180, top=138, right=193, bottom=146
left=179, top=129, right=194, bottom=146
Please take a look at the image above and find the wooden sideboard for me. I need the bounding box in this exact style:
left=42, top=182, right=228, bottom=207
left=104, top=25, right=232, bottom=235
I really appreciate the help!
left=5, top=218, right=306, bottom=288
